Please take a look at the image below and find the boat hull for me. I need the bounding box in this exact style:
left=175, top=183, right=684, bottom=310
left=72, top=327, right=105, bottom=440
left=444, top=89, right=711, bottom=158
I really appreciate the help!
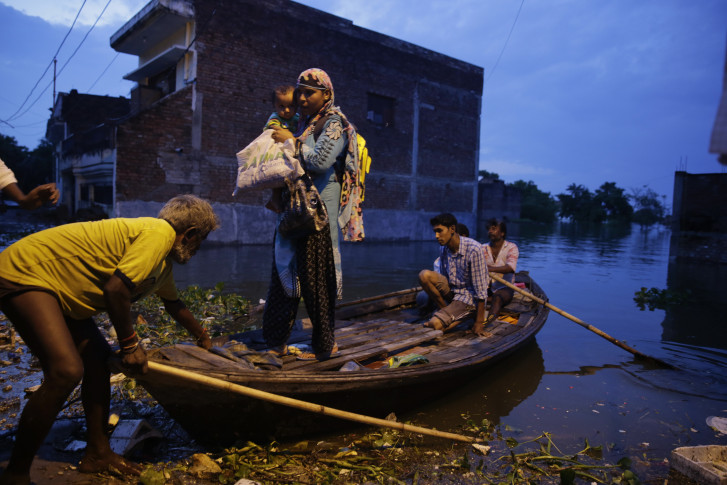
left=136, top=275, right=549, bottom=444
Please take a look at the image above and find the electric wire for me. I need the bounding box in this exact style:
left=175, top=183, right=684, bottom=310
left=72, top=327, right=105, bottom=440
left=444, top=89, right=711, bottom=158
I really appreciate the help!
left=484, top=0, right=525, bottom=85
left=6, top=0, right=113, bottom=124
left=87, top=52, right=121, bottom=92
left=1, top=0, right=88, bottom=123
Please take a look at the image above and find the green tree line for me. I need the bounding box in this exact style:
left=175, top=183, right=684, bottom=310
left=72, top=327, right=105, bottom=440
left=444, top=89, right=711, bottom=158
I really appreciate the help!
left=479, top=171, right=668, bottom=227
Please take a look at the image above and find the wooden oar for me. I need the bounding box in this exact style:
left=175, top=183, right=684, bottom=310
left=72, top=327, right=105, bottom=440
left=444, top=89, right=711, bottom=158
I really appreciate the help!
left=490, top=274, right=675, bottom=369
left=146, top=360, right=477, bottom=443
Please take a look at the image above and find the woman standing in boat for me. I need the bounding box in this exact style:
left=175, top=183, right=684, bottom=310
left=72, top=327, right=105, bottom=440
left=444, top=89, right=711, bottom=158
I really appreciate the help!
left=263, top=68, right=357, bottom=361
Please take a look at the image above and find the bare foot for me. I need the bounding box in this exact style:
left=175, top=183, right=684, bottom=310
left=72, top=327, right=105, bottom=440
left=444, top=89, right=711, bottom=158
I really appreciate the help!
left=424, top=319, right=444, bottom=331
left=470, top=324, right=493, bottom=338
left=78, top=451, right=143, bottom=476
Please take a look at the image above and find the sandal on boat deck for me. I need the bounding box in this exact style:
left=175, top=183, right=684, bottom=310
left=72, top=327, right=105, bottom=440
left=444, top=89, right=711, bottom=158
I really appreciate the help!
left=296, top=344, right=340, bottom=361
left=267, top=345, right=289, bottom=357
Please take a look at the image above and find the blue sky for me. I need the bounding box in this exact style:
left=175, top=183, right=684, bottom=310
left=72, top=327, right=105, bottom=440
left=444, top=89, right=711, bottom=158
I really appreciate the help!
left=1, top=0, right=725, bottom=207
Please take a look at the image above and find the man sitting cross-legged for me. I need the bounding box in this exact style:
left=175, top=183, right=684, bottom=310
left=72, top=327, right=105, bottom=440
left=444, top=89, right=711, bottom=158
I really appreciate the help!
left=418, top=213, right=489, bottom=334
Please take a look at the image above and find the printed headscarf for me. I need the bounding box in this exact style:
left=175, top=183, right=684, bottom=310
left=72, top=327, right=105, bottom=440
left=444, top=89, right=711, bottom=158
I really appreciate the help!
left=295, top=68, right=364, bottom=241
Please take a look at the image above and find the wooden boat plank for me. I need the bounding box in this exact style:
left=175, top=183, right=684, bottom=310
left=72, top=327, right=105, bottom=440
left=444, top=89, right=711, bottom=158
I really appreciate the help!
left=157, top=345, right=249, bottom=372
left=426, top=332, right=531, bottom=364
left=335, top=293, right=418, bottom=320
left=290, top=324, right=440, bottom=370
left=336, top=321, right=423, bottom=349
left=335, top=319, right=411, bottom=342
left=334, top=318, right=393, bottom=335
left=284, top=326, right=443, bottom=372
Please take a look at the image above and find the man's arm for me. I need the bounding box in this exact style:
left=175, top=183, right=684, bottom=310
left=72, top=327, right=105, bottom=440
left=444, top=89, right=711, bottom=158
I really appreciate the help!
left=103, top=273, right=148, bottom=374
left=2, top=182, right=59, bottom=210
left=487, top=263, right=515, bottom=274
left=163, top=298, right=212, bottom=350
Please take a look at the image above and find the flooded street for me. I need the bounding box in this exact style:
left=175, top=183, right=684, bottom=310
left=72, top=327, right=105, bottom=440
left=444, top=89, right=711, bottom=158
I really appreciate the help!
left=173, top=222, right=727, bottom=478
left=2, top=220, right=727, bottom=482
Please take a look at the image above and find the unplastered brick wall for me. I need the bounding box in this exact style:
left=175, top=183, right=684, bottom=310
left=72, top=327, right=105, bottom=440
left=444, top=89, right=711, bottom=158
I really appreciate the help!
left=115, top=0, right=482, bottom=237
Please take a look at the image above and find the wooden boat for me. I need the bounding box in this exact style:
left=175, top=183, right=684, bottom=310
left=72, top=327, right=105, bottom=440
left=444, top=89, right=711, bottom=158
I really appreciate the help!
left=136, top=272, right=549, bottom=444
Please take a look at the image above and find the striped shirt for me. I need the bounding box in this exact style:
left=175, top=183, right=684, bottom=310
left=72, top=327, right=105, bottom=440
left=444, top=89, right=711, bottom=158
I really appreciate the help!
left=438, top=236, right=489, bottom=307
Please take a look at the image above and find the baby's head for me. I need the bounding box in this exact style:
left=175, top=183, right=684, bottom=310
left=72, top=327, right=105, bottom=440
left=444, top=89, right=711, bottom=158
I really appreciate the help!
left=272, top=85, right=296, bottom=121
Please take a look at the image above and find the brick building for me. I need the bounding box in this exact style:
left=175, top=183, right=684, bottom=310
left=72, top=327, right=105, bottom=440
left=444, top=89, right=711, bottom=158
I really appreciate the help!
left=477, top=177, right=521, bottom=236
left=108, top=0, right=483, bottom=243
left=46, top=90, right=130, bottom=216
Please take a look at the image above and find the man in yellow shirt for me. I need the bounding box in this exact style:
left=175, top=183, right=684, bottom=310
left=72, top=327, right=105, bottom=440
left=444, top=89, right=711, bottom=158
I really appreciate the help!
left=0, top=195, right=219, bottom=484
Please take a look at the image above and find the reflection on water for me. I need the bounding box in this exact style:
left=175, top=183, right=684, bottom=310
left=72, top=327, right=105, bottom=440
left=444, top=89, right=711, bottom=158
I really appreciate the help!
left=662, top=256, right=727, bottom=350
left=404, top=342, right=545, bottom=430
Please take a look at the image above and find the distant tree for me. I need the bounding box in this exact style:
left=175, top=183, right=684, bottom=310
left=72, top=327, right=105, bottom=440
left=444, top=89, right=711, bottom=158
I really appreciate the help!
left=630, top=186, right=667, bottom=227
left=19, top=139, right=55, bottom=191
left=507, top=180, right=558, bottom=223
left=0, top=133, right=29, bottom=173
left=594, top=181, right=633, bottom=223
left=478, top=169, right=500, bottom=180
left=558, top=183, right=601, bottom=222
left=0, top=135, right=54, bottom=193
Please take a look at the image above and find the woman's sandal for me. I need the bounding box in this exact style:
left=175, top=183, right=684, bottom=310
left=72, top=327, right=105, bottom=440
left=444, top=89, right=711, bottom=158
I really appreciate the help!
left=296, top=344, right=340, bottom=361
left=267, top=345, right=289, bottom=357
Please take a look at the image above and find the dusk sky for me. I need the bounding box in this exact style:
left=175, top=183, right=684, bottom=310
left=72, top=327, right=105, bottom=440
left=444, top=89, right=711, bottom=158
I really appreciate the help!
left=1, top=0, right=725, bottom=208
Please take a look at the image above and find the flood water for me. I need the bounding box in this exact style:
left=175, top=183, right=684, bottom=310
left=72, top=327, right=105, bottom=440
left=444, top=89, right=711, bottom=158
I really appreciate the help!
left=174, top=222, right=727, bottom=476
left=2, top=219, right=727, bottom=479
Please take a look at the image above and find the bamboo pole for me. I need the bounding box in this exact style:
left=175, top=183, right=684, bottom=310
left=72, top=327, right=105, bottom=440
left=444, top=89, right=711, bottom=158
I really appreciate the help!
left=490, top=274, right=675, bottom=369
left=146, top=361, right=477, bottom=443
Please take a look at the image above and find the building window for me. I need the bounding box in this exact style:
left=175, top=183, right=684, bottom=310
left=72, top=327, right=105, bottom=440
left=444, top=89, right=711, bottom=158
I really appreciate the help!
left=367, top=93, right=395, bottom=127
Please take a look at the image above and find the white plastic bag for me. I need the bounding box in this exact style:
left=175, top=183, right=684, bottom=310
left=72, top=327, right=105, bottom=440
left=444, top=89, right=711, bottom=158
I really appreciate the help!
left=232, top=130, right=304, bottom=195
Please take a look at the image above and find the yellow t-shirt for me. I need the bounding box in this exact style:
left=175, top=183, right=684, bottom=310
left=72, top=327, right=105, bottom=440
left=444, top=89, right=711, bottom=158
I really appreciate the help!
left=0, top=217, right=179, bottom=319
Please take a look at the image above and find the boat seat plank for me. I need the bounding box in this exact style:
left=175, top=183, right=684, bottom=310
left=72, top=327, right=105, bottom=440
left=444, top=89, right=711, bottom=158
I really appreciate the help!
left=425, top=331, right=533, bottom=364
left=335, top=318, right=392, bottom=335
left=283, top=326, right=443, bottom=372
left=336, top=321, right=423, bottom=349
left=336, top=294, right=418, bottom=320
left=335, top=319, right=411, bottom=342
left=156, top=345, right=249, bottom=372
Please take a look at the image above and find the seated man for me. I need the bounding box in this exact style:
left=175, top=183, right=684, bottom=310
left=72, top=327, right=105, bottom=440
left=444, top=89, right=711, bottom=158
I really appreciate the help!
left=0, top=195, right=218, bottom=484
left=1, top=158, right=59, bottom=210
left=419, top=213, right=488, bottom=333
left=472, top=218, right=520, bottom=335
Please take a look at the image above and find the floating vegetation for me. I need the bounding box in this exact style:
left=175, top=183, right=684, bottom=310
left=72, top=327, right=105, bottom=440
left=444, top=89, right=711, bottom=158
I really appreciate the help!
left=96, top=282, right=256, bottom=349
left=133, top=423, right=642, bottom=484
left=633, top=286, right=691, bottom=311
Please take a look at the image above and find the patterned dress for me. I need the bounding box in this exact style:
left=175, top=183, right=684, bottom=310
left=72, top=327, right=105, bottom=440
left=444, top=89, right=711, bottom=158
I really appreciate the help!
left=262, top=69, right=355, bottom=355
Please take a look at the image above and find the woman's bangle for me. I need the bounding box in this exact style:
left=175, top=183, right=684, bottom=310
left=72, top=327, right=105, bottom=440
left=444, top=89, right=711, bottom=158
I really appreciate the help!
left=119, top=331, right=137, bottom=344
left=120, top=341, right=140, bottom=354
